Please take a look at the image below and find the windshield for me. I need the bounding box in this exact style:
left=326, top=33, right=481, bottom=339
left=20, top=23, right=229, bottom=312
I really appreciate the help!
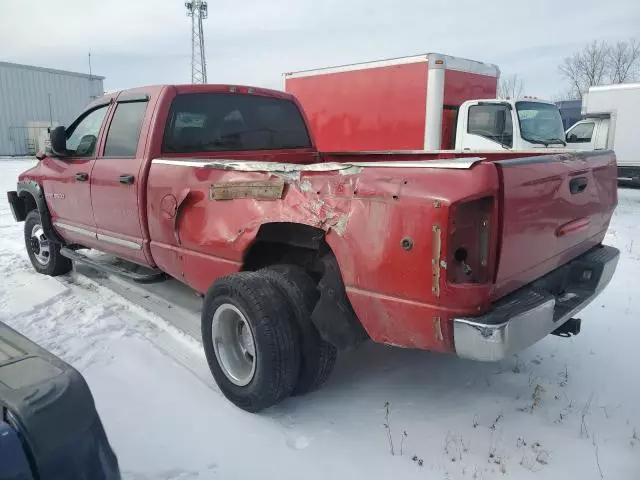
left=516, top=101, right=566, bottom=145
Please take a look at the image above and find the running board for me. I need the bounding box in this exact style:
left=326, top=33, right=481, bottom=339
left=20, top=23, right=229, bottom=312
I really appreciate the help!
left=60, top=248, right=165, bottom=282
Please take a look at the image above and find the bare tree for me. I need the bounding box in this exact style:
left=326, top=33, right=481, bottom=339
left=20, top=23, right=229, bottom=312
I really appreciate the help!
left=608, top=38, right=640, bottom=83
left=558, top=55, right=584, bottom=99
left=498, top=74, right=525, bottom=99
left=550, top=89, right=580, bottom=102
left=559, top=40, right=611, bottom=98
left=559, top=38, right=640, bottom=98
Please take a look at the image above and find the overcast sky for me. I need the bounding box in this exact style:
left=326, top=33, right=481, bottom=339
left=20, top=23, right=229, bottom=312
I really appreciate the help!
left=1, top=0, right=639, bottom=98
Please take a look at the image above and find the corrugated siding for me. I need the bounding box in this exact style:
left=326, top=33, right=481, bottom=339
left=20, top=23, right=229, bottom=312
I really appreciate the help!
left=0, top=64, right=104, bottom=155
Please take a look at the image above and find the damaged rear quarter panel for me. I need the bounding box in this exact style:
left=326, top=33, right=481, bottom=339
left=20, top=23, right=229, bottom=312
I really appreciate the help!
left=146, top=160, right=499, bottom=351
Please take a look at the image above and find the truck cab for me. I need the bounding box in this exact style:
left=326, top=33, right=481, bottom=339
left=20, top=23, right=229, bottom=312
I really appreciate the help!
left=454, top=98, right=568, bottom=151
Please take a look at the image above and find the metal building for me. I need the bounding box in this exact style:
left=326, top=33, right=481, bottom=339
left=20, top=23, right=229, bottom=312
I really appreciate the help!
left=0, top=61, right=104, bottom=156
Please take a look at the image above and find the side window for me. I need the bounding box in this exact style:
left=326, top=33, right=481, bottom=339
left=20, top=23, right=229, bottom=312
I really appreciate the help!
left=566, top=122, right=595, bottom=143
left=103, top=101, right=148, bottom=157
left=65, top=106, right=109, bottom=157
left=467, top=104, right=513, bottom=147
left=162, top=93, right=311, bottom=153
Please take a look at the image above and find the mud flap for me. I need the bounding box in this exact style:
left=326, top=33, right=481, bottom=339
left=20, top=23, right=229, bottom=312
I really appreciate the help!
left=6, top=191, right=26, bottom=222
left=311, top=253, right=369, bottom=350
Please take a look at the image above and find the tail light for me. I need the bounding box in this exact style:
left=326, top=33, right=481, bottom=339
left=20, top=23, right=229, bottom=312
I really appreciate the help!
left=447, top=196, right=495, bottom=284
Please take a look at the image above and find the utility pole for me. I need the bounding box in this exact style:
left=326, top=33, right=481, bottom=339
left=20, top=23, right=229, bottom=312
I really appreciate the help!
left=185, top=0, right=208, bottom=84
left=88, top=52, right=97, bottom=100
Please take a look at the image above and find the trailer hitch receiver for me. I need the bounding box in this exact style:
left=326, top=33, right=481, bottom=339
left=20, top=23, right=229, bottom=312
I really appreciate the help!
left=552, top=317, right=581, bottom=338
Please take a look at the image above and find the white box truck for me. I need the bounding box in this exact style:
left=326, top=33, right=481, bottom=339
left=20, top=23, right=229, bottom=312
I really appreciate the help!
left=565, top=83, right=640, bottom=183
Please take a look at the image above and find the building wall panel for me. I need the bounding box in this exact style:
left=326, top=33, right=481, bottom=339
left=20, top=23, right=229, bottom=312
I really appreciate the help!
left=0, top=62, right=104, bottom=155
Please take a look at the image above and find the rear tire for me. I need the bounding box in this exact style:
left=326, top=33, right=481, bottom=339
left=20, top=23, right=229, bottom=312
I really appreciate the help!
left=261, top=265, right=337, bottom=396
left=24, top=210, right=72, bottom=276
left=201, top=271, right=301, bottom=412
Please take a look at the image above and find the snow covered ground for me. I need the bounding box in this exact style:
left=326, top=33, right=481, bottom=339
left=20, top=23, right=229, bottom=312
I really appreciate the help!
left=1, top=158, right=639, bottom=480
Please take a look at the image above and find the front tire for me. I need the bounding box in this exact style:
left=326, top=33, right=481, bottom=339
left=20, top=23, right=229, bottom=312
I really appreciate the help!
left=24, top=210, right=72, bottom=276
left=201, top=272, right=301, bottom=412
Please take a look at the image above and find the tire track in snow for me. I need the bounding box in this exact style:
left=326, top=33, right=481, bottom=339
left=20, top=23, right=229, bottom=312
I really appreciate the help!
left=0, top=246, right=215, bottom=388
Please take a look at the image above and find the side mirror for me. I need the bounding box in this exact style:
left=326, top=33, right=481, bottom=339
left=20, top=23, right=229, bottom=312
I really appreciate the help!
left=49, top=126, right=67, bottom=157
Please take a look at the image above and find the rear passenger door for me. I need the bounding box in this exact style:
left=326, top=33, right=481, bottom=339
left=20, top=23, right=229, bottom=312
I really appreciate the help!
left=90, top=93, right=150, bottom=265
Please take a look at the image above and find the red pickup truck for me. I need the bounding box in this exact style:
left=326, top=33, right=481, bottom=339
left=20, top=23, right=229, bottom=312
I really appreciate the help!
left=7, top=84, right=619, bottom=412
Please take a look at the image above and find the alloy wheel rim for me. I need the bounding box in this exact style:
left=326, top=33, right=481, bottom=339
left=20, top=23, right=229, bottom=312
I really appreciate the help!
left=211, top=303, right=256, bottom=386
left=30, top=224, right=51, bottom=266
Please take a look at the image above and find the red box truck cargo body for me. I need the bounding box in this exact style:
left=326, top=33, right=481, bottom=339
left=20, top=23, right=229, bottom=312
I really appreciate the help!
left=284, top=53, right=499, bottom=151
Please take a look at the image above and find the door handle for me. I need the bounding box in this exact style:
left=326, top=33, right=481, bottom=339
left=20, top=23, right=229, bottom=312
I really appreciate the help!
left=74, top=172, right=89, bottom=182
left=119, top=175, right=135, bottom=185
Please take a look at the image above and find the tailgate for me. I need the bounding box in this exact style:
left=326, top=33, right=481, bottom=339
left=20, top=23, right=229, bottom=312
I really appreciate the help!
left=493, top=151, right=617, bottom=299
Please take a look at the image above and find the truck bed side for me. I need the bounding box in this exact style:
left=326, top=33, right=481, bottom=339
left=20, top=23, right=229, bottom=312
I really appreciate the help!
left=146, top=157, right=500, bottom=352
left=145, top=150, right=617, bottom=352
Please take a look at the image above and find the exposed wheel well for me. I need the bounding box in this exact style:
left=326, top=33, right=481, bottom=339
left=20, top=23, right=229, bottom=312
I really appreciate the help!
left=242, top=222, right=368, bottom=350
left=242, top=223, right=327, bottom=276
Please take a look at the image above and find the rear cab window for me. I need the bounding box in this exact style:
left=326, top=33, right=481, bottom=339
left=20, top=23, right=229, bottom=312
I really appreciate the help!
left=162, top=93, right=311, bottom=153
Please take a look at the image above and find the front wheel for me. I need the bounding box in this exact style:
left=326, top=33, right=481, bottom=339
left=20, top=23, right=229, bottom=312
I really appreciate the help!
left=201, top=271, right=301, bottom=412
left=23, top=210, right=72, bottom=276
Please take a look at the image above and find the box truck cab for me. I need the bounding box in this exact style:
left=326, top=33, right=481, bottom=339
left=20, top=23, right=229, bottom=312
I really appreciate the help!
left=455, top=98, right=567, bottom=150
left=284, top=53, right=566, bottom=152
left=565, top=83, right=640, bottom=183
left=565, top=115, right=610, bottom=150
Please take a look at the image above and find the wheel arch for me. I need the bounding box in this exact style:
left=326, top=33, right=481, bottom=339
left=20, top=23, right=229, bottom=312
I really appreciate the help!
left=242, top=222, right=368, bottom=350
left=16, top=181, right=65, bottom=244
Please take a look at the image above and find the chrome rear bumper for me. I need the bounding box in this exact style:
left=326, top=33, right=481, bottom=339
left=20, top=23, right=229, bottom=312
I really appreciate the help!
left=453, top=245, right=619, bottom=361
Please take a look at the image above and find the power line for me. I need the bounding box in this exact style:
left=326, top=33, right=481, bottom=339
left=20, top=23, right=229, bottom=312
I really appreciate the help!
left=185, top=0, right=208, bottom=84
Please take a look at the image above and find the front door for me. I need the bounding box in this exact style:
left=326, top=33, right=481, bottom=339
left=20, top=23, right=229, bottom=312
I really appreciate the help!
left=42, top=104, right=110, bottom=244
left=91, top=97, right=150, bottom=265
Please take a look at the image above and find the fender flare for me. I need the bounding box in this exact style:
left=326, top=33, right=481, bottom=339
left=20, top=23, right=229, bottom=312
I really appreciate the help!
left=16, top=181, right=66, bottom=244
